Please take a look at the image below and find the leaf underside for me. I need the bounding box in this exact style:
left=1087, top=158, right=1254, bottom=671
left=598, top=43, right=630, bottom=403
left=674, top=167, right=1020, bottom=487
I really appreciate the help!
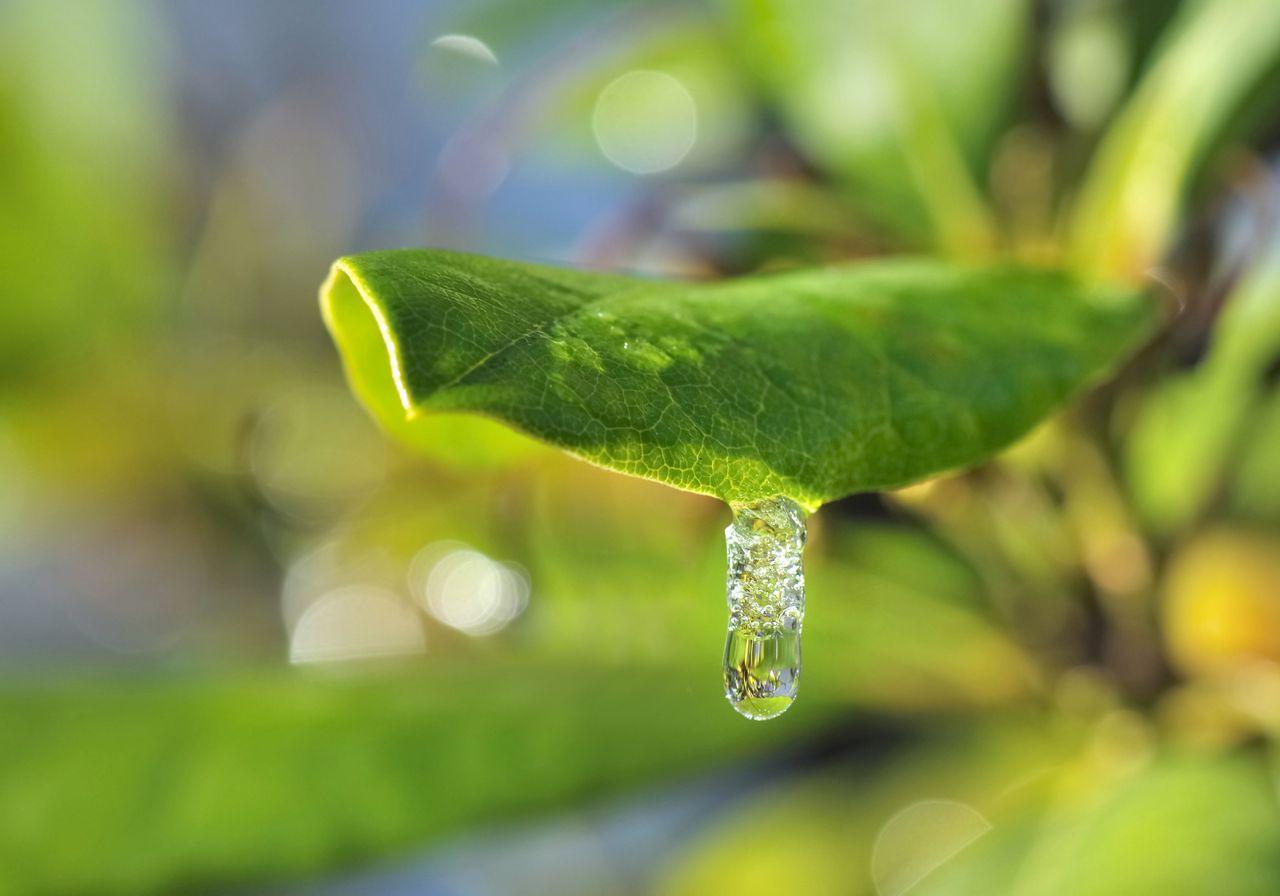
left=322, top=250, right=1156, bottom=509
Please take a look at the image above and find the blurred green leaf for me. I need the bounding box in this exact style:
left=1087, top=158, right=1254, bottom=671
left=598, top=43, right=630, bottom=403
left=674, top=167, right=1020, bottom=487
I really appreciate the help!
left=1233, top=388, right=1280, bottom=519
left=918, top=753, right=1280, bottom=896
left=1126, top=241, right=1280, bottom=532
left=0, top=0, right=174, bottom=387
left=660, top=717, right=1280, bottom=896
left=322, top=249, right=1157, bottom=509
left=0, top=665, right=826, bottom=894
left=717, top=0, right=1028, bottom=253
left=807, top=559, right=1038, bottom=709
left=1068, top=0, right=1280, bottom=280
left=1047, top=1, right=1132, bottom=131
left=656, top=714, right=1071, bottom=896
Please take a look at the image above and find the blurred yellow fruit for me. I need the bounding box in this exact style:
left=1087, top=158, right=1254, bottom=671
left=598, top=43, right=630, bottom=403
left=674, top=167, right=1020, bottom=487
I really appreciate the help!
left=1162, top=530, right=1280, bottom=676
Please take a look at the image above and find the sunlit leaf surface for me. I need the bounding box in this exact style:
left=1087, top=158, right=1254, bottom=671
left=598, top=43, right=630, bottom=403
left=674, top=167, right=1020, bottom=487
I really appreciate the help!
left=323, top=250, right=1156, bottom=510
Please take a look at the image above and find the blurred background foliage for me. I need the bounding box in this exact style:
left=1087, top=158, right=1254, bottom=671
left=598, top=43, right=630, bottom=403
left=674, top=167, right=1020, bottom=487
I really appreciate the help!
left=2, top=0, right=1280, bottom=893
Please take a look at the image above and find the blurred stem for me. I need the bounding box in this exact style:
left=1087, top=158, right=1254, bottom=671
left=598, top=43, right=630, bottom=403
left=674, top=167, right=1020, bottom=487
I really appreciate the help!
left=1053, top=427, right=1165, bottom=696
left=889, top=32, right=999, bottom=259
left=1067, top=0, right=1280, bottom=282
left=991, top=126, right=1060, bottom=264
left=1054, top=428, right=1155, bottom=603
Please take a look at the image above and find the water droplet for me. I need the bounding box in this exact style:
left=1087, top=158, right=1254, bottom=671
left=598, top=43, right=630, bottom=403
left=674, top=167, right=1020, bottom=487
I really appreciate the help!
left=618, top=337, right=672, bottom=371
left=722, top=496, right=807, bottom=720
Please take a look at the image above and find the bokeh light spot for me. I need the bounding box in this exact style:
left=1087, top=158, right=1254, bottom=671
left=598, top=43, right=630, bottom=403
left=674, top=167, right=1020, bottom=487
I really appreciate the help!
left=289, top=586, right=425, bottom=664
left=429, top=33, right=499, bottom=67
left=410, top=542, right=529, bottom=637
left=592, top=70, right=697, bottom=175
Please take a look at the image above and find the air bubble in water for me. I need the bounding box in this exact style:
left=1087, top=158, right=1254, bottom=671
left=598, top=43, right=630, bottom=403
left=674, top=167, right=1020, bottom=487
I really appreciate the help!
left=722, top=496, right=807, bottom=720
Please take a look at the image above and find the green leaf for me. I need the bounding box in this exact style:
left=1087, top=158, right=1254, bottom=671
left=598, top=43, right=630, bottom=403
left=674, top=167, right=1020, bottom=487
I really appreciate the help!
left=1068, top=0, right=1280, bottom=280
left=322, top=250, right=1157, bottom=510
left=660, top=724, right=1280, bottom=896
left=916, top=754, right=1280, bottom=896
left=1232, top=389, right=1280, bottom=519
left=1125, top=231, right=1280, bottom=532
left=0, top=665, right=821, bottom=894
left=0, top=0, right=174, bottom=387
left=656, top=714, right=1071, bottom=896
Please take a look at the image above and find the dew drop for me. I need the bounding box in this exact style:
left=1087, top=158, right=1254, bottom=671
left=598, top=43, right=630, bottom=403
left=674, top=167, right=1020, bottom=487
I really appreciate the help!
left=722, top=496, right=807, bottom=720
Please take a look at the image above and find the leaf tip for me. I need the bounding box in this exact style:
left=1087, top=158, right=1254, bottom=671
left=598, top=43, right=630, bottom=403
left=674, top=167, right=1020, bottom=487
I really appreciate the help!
left=321, top=258, right=415, bottom=416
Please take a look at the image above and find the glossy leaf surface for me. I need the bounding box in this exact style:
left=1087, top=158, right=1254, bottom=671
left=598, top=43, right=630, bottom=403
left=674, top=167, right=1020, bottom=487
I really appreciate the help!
left=323, top=250, right=1156, bottom=509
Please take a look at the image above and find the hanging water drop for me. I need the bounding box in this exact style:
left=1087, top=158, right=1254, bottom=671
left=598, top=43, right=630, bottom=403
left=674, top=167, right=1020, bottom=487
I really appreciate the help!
left=723, top=496, right=807, bottom=720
